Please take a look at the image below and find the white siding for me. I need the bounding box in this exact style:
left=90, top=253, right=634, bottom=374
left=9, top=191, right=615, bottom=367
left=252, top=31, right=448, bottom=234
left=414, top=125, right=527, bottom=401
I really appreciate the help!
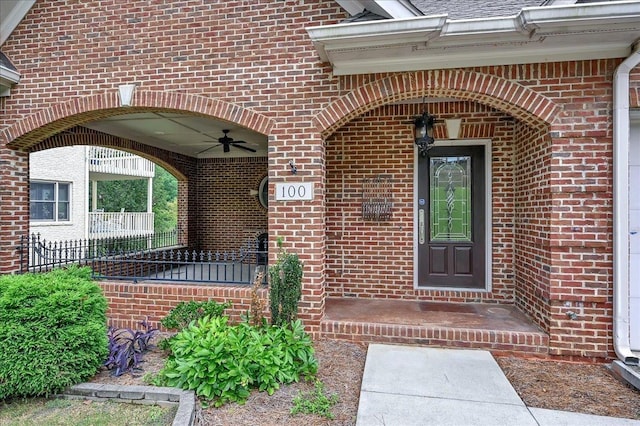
left=629, top=118, right=640, bottom=349
left=30, top=146, right=88, bottom=242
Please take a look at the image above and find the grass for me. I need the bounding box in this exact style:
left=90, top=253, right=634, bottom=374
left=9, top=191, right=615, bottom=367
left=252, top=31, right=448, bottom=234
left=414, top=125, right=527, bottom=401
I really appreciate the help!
left=0, top=397, right=177, bottom=426
left=291, top=379, right=339, bottom=420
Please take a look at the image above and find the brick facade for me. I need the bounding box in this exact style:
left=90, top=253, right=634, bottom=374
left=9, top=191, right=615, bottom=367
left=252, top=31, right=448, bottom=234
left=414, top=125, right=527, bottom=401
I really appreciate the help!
left=194, top=157, right=267, bottom=253
left=1, top=0, right=640, bottom=358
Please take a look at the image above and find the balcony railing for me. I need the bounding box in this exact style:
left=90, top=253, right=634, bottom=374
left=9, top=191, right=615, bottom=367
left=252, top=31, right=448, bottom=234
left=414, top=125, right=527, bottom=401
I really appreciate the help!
left=89, top=147, right=155, bottom=178
left=89, top=211, right=154, bottom=239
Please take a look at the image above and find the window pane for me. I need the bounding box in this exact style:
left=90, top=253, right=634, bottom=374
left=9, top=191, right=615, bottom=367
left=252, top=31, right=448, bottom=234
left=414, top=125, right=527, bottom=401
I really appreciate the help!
left=58, top=183, right=70, bottom=201
left=58, top=202, right=69, bottom=221
left=30, top=202, right=54, bottom=220
left=429, top=156, right=472, bottom=242
left=31, top=182, right=55, bottom=201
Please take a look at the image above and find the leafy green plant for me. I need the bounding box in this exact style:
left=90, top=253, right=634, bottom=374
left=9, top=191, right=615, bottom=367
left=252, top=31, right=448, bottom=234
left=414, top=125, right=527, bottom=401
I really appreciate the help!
left=153, top=317, right=317, bottom=407
left=0, top=266, right=108, bottom=399
left=104, top=318, right=158, bottom=376
left=291, top=379, right=339, bottom=419
left=160, top=300, right=231, bottom=330
left=268, top=237, right=303, bottom=326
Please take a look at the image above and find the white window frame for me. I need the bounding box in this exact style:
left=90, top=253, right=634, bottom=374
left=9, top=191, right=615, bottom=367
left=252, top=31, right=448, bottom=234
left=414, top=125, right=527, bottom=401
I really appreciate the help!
left=30, top=180, right=72, bottom=222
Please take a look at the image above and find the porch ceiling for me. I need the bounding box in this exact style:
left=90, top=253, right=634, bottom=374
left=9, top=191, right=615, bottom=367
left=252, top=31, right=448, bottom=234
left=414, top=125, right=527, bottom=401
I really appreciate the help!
left=82, top=112, right=269, bottom=159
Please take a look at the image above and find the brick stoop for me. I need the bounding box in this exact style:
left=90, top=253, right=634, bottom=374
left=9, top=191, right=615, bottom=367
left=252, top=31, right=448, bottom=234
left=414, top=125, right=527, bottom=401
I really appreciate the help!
left=320, top=319, right=549, bottom=354
left=320, top=297, right=549, bottom=355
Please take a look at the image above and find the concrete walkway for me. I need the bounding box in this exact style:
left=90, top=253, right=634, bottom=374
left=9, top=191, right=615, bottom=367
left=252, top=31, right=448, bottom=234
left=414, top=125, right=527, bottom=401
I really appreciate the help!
left=356, top=344, right=640, bottom=426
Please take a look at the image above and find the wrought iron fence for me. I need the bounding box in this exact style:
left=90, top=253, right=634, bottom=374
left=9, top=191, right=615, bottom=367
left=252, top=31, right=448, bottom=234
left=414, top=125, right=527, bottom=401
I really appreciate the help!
left=19, top=229, right=181, bottom=272
left=91, top=246, right=267, bottom=285
left=17, top=229, right=267, bottom=285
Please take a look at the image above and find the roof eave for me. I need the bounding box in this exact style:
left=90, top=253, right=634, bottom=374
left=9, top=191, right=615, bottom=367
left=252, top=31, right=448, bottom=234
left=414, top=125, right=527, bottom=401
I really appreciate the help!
left=0, top=64, right=20, bottom=97
left=307, top=1, right=640, bottom=75
left=335, top=0, right=422, bottom=19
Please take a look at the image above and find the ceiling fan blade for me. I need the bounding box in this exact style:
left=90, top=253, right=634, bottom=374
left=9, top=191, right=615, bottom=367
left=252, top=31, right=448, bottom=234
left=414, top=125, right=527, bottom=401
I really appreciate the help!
left=196, top=143, right=222, bottom=155
left=233, top=144, right=257, bottom=153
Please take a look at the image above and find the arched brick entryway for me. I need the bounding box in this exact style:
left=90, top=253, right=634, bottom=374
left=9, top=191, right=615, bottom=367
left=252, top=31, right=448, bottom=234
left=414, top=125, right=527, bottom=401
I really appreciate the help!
left=0, top=90, right=276, bottom=274
left=316, top=69, right=564, bottom=354
left=313, top=70, right=561, bottom=138
left=2, top=90, right=275, bottom=149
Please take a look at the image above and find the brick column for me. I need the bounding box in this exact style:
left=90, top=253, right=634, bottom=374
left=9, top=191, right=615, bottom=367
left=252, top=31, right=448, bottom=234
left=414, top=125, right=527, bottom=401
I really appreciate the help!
left=546, top=126, right=614, bottom=359
left=0, top=148, right=29, bottom=274
left=269, top=129, right=326, bottom=335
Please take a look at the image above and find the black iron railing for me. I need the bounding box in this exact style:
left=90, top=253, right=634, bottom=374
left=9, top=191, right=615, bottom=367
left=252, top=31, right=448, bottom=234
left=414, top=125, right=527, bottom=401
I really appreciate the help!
left=18, top=229, right=182, bottom=272
left=17, top=230, right=267, bottom=285
left=91, top=247, right=267, bottom=285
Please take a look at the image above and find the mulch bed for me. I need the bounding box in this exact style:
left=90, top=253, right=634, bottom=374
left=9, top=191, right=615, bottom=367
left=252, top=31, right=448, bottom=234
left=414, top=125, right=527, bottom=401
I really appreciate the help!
left=92, top=335, right=640, bottom=424
left=496, top=356, right=640, bottom=420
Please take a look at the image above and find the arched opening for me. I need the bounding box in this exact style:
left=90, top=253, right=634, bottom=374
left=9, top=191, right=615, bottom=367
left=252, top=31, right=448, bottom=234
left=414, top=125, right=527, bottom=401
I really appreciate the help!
left=15, top=104, right=271, bottom=285
left=318, top=70, right=559, bottom=349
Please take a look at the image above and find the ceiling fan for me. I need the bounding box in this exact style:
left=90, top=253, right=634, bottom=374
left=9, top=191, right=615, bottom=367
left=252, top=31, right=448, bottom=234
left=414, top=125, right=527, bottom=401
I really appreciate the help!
left=197, top=129, right=256, bottom=155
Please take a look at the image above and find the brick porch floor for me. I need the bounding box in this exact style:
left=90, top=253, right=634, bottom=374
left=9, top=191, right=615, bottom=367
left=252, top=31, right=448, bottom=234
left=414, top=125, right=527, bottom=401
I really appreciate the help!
left=321, top=297, right=549, bottom=355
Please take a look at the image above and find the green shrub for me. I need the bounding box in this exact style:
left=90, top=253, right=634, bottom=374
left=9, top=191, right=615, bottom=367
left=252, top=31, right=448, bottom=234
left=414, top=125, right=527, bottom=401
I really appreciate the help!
left=153, top=317, right=317, bottom=407
left=0, top=266, right=108, bottom=399
left=269, top=238, right=303, bottom=327
left=160, top=300, right=231, bottom=331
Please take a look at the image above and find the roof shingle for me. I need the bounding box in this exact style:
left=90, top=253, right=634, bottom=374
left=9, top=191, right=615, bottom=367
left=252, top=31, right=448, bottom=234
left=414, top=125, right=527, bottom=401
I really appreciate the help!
left=410, top=0, right=543, bottom=19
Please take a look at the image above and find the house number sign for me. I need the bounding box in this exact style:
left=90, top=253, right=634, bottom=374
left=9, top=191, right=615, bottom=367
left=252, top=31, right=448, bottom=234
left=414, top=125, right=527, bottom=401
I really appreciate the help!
left=275, top=182, right=314, bottom=201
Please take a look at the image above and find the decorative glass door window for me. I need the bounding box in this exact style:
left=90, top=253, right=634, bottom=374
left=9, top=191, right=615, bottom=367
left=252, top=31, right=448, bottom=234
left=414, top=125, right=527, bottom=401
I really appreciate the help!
left=429, top=156, right=471, bottom=242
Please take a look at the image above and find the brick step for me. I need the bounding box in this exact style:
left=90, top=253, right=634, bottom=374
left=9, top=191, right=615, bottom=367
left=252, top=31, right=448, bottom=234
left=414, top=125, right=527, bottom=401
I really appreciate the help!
left=320, top=319, right=549, bottom=354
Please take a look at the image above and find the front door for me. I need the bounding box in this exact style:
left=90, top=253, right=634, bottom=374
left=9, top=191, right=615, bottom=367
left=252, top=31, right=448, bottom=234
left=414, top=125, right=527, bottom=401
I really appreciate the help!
left=417, top=145, right=485, bottom=289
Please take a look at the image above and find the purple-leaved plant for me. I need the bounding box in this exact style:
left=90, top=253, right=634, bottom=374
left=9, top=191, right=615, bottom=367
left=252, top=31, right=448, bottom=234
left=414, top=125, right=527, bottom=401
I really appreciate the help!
left=104, top=317, right=158, bottom=376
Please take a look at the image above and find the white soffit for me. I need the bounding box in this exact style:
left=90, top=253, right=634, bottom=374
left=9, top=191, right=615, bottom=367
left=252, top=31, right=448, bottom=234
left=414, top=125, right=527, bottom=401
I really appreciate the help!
left=336, top=0, right=421, bottom=19
left=309, top=1, right=640, bottom=75
left=0, top=0, right=36, bottom=46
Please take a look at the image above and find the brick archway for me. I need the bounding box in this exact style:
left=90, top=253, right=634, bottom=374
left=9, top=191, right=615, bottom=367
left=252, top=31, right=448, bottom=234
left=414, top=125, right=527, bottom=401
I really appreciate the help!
left=1, top=90, right=275, bottom=150
left=31, top=127, right=193, bottom=181
left=313, top=70, right=561, bottom=137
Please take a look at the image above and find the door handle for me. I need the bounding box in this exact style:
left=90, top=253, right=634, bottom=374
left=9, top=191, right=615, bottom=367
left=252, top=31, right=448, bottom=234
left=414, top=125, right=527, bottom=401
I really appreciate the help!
left=419, top=209, right=425, bottom=244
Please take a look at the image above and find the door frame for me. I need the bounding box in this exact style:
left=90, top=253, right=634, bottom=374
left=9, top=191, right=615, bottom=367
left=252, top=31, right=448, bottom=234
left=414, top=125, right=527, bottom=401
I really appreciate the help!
left=413, top=138, right=492, bottom=291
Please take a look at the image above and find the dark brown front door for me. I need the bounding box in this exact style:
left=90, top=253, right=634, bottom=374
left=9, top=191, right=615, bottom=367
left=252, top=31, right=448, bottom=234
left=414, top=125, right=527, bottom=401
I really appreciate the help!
left=417, top=145, right=485, bottom=289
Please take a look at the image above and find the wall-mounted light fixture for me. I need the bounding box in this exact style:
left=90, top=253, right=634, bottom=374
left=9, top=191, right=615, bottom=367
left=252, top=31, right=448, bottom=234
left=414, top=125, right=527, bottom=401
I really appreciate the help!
left=414, top=111, right=435, bottom=157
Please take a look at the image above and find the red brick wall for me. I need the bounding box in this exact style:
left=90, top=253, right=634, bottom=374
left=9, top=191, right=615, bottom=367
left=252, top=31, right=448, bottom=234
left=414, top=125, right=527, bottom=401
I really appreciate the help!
left=513, top=124, right=552, bottom=332
left=0, top=0, right=634, bottom=358
left=0, top=0, right=345, bottom=334
left=195, top=157, right=267, bottom=252
left=100, top=280, right=268, bottom=330
left=0, top=149, right=29, bottom=273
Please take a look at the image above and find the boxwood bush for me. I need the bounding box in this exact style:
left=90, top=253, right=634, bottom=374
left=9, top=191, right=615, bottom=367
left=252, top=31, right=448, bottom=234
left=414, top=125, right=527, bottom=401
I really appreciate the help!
left=0, top=266, right=108, bottom=399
